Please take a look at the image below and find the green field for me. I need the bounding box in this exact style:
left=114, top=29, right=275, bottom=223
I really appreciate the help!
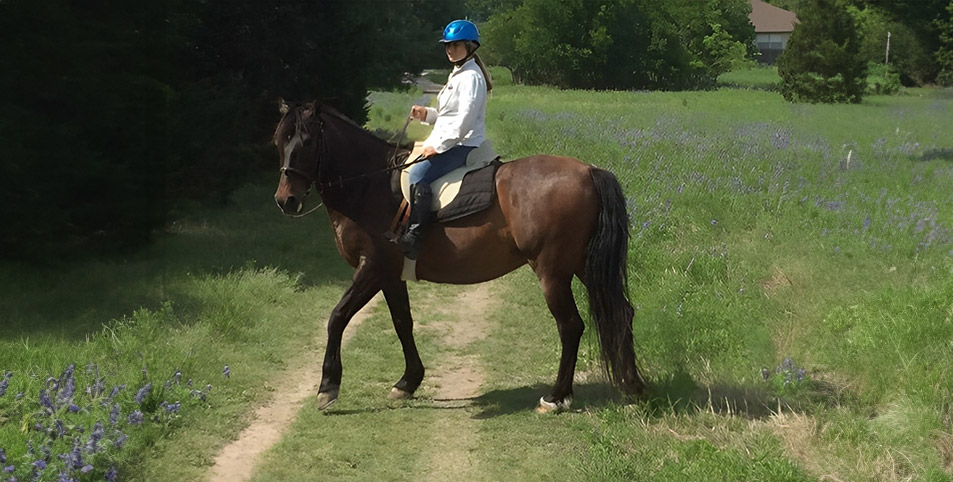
left=2, top=78, right=953, bottom=481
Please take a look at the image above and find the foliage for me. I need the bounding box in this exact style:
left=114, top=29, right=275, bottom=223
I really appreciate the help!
left=865, top=62, right=902, bottom=95
left=0, top=0, right=458, bottom=260
left=778, top=0, right=867, bottom=103
left=480, top=0, right=754, bottom=90
left=938, top=1, right=953, bottom=85
left=850, top=6, right=936, bottom=86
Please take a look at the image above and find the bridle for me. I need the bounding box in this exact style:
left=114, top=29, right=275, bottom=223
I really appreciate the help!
left=278, top=110, right=428, bottom=195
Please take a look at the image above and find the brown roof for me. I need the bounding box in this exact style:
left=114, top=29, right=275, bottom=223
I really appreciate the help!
left=749, top=0, right=799, bottom=33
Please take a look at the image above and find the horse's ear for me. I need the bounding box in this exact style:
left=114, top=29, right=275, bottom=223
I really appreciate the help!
left=301, top=100, right=317, bottom=120
left=279, top=98, right=289, bottom=115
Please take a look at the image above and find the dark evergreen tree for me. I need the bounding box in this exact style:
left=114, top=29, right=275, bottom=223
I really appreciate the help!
left=777, top=0, right=867, bottom=103
left=937, top=1, right=953, bottom=85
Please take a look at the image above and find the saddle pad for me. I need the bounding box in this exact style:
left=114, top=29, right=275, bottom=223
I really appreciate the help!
left=435, top=159, right=501, bottom=222
left=401, top=140, right=499, bottom=211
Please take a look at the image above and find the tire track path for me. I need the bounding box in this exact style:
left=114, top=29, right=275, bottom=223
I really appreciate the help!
left=208, top=294, right=382, bottom=482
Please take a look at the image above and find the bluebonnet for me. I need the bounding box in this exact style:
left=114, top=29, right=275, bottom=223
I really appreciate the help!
left=86, top=422, right=104, bottom=453
left=105, top=467, right=118, bottom=481
left=106, top=385, right=125, bottom=403
left=55, top=419, right=66, bottom=438
left=173, top=370, right=182, bottom=385
left=80, top=464, right=93, bottom=474
left=0, top=377, right=8, bottom=398
left=39, top=390, right=55, bottom=414
left=109, top=404, right=120, bottom=426
left=57, top=365, right=76, bottom=405
left=134, top=383, right=151, bottom=405
left=128, top=411, right=143, bottom=425
left=165, top=402, right=181, bottom=414
left=2, top=465, right=13, bottom=473
left=66, top=404, right=80, bottom=413
left=223, top=365, right=230, bottom=379
left=32, top=460, right=46, bottom=470
left=0, top=448, right=5, bottom=463
left=114, top=432, right=128, bottom=450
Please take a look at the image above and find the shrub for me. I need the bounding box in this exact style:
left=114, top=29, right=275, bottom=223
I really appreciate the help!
left=778, top=0, right=867, bottom=103
left=865, top=62, right=902, bottom=95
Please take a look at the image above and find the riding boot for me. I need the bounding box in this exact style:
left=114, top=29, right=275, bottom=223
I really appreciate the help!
left=399, top=184, right=433, bottom=260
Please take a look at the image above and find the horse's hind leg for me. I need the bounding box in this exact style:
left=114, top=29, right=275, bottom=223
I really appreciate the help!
left=535, top=271, right=584, bottom=413
left=382, top=280, right=424, bottom=399
left=316, top=262, right=381, bottom=410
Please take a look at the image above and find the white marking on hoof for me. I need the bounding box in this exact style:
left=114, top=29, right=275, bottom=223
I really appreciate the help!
left=316, top=389, right=339, bottom=410
left=388, top=387, right=413, bottom=400
left=535, top=395, right=572, bottom=414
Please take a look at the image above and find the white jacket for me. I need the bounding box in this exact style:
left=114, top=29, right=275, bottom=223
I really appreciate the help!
left=422, top=58, right=487, bottom=154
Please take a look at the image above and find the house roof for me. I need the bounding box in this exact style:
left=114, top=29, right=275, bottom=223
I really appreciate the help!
left=749, top=0, right=799, bottom=33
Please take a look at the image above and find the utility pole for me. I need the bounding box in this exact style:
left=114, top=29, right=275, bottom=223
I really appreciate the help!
left=885, top=31, right=891, bottom=65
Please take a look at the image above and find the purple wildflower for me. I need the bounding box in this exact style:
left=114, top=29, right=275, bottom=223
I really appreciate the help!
left=67, top=404, right=80, bottom=413
left=761, top=368, right=770, bottom=381
left=86, top=422, right=105, bottom=453
left=186, top=378, right=193, bottom=387
left=58, top=365, right=76, bottom=405
left=128, top=411, right=143, bottom=425
left=0, top=378, right=8, bottom=398
left=0, top=448, right=4, bottom=464
left=105, top=467, right=118, bottom=481
left=711, top=219, right=718, bottom=225
left=80, top=465, right=93, bottom=474
left=106, top=385, right=125, bottom=402
left=223, top=365, right=230, bottom=379
left=3, top=465, right=13, bottom=473
left=173, top=370, right=182, bottom=384
left=57, top=472, right=77, bottom=482
left=32, top=460, right=46, bottom=470
left=65, top=446, right=84, bottom=470
left=39, top=390, right=55, bottom=414
left=165, top=402, right=181, bottom=414
left=109, top=404, right=120, bottom=426
left=55, top=419, right=66, bottom=438
left=114, top=432, right=128, bottom=450
left=134, top=383, right=151, bottom=405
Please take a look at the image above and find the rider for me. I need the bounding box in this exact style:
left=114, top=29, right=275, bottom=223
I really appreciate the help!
left=401, top=19, right=493, bottom=260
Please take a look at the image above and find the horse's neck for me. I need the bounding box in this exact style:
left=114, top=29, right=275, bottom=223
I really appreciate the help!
left=319, top=115, right=400, bottom=233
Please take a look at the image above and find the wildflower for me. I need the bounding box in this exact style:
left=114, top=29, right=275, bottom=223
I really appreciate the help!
left=58, top=365, right=76, bottom=404
left=711, top=219, right=718, bottom=225
left=67, top=404, right=80, bottom=413
left=114, top=432, right=128, bottom=450
left=105, top=467, right=118, bottom=481
left=106, top=385, right=125, bottom=403
left=761, top=368, right=770, bottom=381
left=186, top=378, right=193, bottom=387
left=3, top=465, right=13, bottom=473
left=0, top=448, right=5, bottom=463
left=80, top=465, right=93, bottom=474
left=58, top=472, right=77, bottom=482
left=0, top=378, right=8, bottom=398
left=165, top=402, right=181, bottom=414
left=32, top=460, right=46, bottom=470
left=109, top=404, right=120, bottom=426
left=223, top=365, right=230, bottom=379
left=134, top=383, right=151, bottom=405
left=128, top=411, right=143, bottom=425
left=39, top=390, right=55, bottom=414
left=797, top=368, right=807, bottom=382
left=54, top=419, right=66, bottom=438
left=173, top=370, right=182, bottom=385
left=86, top=422, right=104, bottom=453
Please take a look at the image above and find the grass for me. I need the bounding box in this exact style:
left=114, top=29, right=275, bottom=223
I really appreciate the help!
left=3, top=70, right=953, bottom=481
left=717, top=64, right=781, bottom=90
left=0, top=182, right=355, bottom=481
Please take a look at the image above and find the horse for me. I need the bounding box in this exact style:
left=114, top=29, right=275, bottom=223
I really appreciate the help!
left=272, top=100, right=647, bottom=413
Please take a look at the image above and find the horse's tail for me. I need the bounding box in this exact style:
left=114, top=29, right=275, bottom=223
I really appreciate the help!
left=584, top=167, right=647, bottom=395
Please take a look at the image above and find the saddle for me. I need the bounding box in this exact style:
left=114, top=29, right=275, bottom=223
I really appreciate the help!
left=388, top=140, right=501, bottom=233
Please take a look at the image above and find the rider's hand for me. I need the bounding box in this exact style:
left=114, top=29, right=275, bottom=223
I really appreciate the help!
left=410, top=105, right=428, bottom=121
left=421, top=146, right=437, bottom=158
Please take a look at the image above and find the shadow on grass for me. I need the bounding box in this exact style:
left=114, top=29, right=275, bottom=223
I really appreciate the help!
left=918, top=148, right=953, bottom=162
left=0, top=177, right=355, bottom=340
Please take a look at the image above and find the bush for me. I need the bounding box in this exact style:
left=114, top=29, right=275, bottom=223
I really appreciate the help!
left=865, top=62, right=902, bottom=95
left=778, top=0, right=867, bottom=103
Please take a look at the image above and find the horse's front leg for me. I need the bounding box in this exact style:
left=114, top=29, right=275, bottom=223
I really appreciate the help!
left=382, top=280, right=424, bottom=399
left=316, top=261, right=381, bottom=410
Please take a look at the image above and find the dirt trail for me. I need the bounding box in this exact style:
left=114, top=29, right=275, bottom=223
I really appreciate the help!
left=208, top=294, right=382, bottom=482
left=418, top=282, right=495, bottom=480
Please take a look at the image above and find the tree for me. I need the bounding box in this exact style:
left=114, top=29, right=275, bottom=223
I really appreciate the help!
left=938, top=1, right=953, bottom=85
left=778, top=0, right=867, bottom=103
left=480, top=0, right=754, bottom=90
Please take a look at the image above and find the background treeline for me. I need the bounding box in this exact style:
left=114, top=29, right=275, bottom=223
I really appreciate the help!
left=1, top=0, right=950, bottom=259
left=0, top=0, right=462, bottom=259
left=474, top=0, right=756, bottom=90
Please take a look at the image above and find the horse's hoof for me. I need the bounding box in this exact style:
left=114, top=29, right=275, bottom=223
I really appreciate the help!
left=316, top=388, right=339, bottom=410
left=535, top=395, right=571, bottom=414
left=388, top=387, right=413, bottom=400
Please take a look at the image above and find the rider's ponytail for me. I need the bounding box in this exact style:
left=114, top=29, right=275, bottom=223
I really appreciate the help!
left=472, top=53, right=493, bottom=93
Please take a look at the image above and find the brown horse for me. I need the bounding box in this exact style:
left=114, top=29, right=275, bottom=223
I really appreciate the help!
left=272, top=101, right=646, bottom=413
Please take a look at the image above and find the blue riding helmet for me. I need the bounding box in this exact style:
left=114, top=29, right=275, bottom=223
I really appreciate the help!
left=440, top=19, right=480, bottom=46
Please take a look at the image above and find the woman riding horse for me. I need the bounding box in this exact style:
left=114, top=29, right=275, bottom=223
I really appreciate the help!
left=402, top=20, right=493, bottom=260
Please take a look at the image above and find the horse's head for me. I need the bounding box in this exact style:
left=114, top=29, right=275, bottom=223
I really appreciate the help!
left=273, top=99, right=321, bottom=215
